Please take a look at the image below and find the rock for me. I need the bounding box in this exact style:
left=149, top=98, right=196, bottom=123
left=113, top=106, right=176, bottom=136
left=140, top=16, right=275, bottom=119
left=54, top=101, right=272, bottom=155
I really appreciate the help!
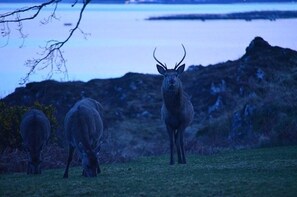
left=229, top=104, right=256, bottom=145
left=208, top=95, right=224, bottom=114
left=245, top=36, right=271, bottom=56
left=210, top=80, right=226, bottom=95
left=256, top=68, right=265, bottom=81
left=187, top=65, right=204, bottom=72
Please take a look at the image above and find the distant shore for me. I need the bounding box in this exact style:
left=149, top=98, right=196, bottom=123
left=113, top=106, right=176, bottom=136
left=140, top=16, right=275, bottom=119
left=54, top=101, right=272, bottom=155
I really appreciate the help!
left=147, top=10, right=297, bottom=21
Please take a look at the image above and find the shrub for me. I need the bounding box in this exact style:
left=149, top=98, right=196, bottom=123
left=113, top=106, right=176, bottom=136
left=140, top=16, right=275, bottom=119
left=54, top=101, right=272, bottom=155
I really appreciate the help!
left=252, top=103, right=297, bottom=146
left=196, top=113, right=232, bottom=146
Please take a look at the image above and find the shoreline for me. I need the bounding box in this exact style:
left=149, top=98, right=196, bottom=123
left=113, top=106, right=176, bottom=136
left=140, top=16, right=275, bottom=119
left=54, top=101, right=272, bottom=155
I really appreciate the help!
left=147, top=10, right=297, bottom=21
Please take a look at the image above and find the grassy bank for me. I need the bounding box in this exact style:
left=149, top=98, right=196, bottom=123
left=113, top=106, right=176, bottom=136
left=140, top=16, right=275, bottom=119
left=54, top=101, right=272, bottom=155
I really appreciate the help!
left=1, top=146, right=297, bottom=196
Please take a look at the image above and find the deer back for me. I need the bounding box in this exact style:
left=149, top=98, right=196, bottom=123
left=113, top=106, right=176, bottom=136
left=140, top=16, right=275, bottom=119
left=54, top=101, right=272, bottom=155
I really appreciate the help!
left=64, top=98, right=103, bottom=151
left=20, top=109, right=50, bottom=155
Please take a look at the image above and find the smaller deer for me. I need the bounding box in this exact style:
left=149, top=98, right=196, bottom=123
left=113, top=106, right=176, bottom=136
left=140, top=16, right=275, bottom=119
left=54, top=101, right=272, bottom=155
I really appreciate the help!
left=154, top=44, right=194, bottom=165
left=63, top=98, right=103, bottom=178
left=20, top=109, right=51, bottom=174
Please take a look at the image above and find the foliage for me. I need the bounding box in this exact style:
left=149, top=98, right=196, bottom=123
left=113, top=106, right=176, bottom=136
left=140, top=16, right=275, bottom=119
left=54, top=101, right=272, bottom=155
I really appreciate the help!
left=251, top=79, right=297, bottom=146
left=0, top=102, right=58, bottom=151
left=0, top=146, right=297, bottom=196
left=0, top=102, right=26, bottom=151
left=196, top=112, right=232, bottom=146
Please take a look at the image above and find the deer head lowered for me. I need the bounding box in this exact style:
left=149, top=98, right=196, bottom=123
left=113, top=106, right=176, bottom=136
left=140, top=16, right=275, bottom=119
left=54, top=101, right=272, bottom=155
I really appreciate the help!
left=63, top=98, right=103, bottom=178
left=154, top=44, right=194, bottom=165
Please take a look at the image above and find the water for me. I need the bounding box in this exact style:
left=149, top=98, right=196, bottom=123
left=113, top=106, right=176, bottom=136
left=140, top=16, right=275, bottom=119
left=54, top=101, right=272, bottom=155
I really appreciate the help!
left=1, top=3, right=297, bottom=98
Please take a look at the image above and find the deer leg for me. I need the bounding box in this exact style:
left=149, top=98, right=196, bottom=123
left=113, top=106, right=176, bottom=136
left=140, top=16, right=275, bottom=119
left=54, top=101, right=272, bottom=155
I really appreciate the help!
left=180, top=129, right=186, bottom=164
left=175, top=131, right=183, bottom=164
left=97, top=161, right=101, bottom=174
left=176, top=127, right=186, bottom=164
left=96, top=149, right=101, bottom=174
left=27, top=162, right=30, bottom=175
left=167, top=126, right=175, bottom=165
left=63, top=145, right=75, bottom=178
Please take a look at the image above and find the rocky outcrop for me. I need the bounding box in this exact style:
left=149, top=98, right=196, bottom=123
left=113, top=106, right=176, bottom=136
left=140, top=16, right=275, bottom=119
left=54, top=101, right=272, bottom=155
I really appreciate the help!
left=1, top=37, right=297, bottom=172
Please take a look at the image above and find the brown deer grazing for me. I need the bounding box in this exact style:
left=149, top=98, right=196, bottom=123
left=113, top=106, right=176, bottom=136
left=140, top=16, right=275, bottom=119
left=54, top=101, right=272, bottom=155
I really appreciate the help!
left=20, top=109, right=51, bottom=174
left=63, top=98, right=103, bottom=178
left=154, top=44, right=194, bottom=165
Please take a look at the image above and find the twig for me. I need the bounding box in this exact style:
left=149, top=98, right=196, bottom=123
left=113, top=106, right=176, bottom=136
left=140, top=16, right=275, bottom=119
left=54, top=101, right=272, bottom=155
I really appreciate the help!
left=0, top=0, right=91, bottom=85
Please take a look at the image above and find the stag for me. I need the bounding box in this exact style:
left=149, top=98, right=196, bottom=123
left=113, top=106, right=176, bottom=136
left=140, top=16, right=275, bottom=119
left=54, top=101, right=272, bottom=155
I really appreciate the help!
left=154, top=44, right=194, bottom=165
left=63, top=98, right=103, bottom=178
left=20, top=109, right=51, bottom=174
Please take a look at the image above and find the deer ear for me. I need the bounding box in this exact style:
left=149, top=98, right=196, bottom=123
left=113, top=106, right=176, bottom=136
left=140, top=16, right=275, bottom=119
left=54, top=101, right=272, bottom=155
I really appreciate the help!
left=176, top=64, right=185, bottom=74
left=156, top=64, right=166, bottom=75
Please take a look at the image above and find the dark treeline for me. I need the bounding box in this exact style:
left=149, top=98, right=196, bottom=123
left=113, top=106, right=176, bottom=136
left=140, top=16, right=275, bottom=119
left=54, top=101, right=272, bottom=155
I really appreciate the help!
left=148, top=10, right=297, bottom=21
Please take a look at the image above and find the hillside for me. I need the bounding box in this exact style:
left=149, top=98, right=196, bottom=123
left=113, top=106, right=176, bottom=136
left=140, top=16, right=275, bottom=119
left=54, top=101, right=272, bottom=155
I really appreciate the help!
left=1, top=37, right=297, bottom=172
left=1, top=146, right=297, bottom=196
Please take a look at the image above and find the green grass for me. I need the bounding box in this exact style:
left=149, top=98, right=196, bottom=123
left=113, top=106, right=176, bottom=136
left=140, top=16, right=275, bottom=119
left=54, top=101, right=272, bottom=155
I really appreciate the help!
left=1, top=146, right=297, bottom=197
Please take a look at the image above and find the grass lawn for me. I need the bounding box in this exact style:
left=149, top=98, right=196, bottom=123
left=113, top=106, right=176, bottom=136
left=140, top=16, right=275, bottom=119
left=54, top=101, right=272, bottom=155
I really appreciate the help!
left=1, top=146, right=297, bottom=196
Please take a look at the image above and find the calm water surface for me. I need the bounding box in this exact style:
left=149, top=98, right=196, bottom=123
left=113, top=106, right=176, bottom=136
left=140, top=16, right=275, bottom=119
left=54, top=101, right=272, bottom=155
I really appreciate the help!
left=0, top=3, right=297, bottom=97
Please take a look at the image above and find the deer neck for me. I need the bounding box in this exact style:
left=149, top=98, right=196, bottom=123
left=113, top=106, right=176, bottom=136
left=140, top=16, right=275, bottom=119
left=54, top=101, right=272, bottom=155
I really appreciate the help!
left=162, top=86, right=184, bottom=113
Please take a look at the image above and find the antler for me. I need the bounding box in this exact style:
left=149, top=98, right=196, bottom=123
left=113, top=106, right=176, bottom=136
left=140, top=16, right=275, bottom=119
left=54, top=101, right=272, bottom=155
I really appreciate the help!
left=153, top=47, right=167, bottom=70
left=174, top=44, right=186, bottom=70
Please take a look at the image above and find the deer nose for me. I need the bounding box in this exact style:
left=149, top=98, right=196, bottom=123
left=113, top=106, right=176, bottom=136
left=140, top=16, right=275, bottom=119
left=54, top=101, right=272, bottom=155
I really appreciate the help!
left=169, top=79, right=175, bottom=85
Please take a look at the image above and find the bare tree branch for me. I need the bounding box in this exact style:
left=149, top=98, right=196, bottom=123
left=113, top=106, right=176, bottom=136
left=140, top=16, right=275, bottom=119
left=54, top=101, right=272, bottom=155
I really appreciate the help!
left=0, top=0, right=60, bottom=23
left=0, top=0, right=91, bottom=85
left=0, top=21, right=11, bottom=47
left=40, top=2, right=60, bottom=25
